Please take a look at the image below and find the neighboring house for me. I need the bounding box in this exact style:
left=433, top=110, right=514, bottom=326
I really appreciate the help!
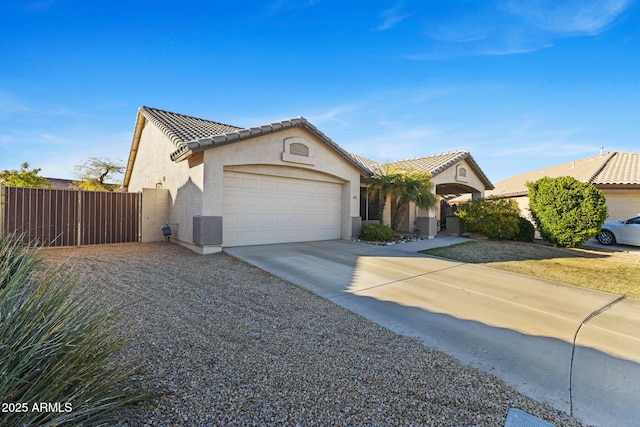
left=44, top=178, right=119, bottom=191
left=487, top=152, right=640, bottom=221
left=123, top=106, right=493, bottom=253
left=45, top=178, right=76, bottom=190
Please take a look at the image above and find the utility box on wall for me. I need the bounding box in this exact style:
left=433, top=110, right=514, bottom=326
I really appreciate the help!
left=193, top=216, right=223, bottom=246
left=446, top=216, right=462, bottom=236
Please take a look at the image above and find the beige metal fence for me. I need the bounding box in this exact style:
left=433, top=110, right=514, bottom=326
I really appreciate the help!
left=1, top=185, right=140, bottom=247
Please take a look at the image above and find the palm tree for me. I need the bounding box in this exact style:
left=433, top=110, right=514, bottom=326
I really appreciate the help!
left=369, top=167, right=437, bottom=230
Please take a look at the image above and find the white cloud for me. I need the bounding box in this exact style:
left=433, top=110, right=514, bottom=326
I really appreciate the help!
left=375, top=1, right=412, bottom=31
left=502, top=0, right=631, bottom=35
left=267, top=0, right=320, bottom=14
left=0, top=92, right=34, bottom=120
left=410, top=0, right=631, bottom=60
left=307, top=100, right=374, bottom=126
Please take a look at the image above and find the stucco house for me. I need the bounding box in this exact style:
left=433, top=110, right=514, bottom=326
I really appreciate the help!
left=123, top=106, right=493, bottom=253
left=486, top=152, right=640, bottom=221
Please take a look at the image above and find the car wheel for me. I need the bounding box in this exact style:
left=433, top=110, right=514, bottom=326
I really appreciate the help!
left=597, top=230, right=616, bottom=245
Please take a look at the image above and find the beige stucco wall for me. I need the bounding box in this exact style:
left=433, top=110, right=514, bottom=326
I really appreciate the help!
left=434, top=159, right=487, bottom=197
left=128, top=123, right=363, bottom=249
left=601, top=189, right=640, bottom=220
left=140, top=188, right=170, bottom=242
left=203, top=127, right=361, bottom=242
left=507, top=190, right=639, bottom=223
left=126, top=121, right=203, bottom=245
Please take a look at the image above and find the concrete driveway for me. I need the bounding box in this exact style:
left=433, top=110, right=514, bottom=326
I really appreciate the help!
left=226, top=238, right=640, bottom=427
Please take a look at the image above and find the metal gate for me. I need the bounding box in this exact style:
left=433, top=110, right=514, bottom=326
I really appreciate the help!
left=1, top=185, right=141, bottom=247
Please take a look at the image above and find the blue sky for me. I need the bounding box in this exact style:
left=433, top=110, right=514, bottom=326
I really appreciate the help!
left=1, top=0, right=639, bottom=183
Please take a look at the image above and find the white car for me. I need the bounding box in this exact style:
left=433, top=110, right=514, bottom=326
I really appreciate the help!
left=597, top=216, right=640, bottom=246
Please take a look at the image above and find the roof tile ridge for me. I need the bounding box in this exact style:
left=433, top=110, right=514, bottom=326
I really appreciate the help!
left=587, top=151, right=617, bottom=183
left=139, top=106, right=184, bottom=146
left=192, top=116, right=307, bottom=143
left=383, top=149, right=468, bottom=164
left=141, top=105, right=241, bottom=130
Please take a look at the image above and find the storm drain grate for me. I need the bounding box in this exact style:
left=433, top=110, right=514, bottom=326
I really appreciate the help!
left=504, top=408, right=557, bottom=427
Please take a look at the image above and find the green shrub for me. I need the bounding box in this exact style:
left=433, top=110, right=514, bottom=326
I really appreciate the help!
left=457, top=197, right=520, bottom=240
left=514, top=216, right=535, bottom=242
left=527, top=176, right=608, bottom=247
left=0, top=234, right=145, bottom=426
left=360, top=223, right=395, bottom=242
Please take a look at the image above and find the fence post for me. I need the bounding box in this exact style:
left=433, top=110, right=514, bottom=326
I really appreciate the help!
left=0, top=184, right=5, bottom=238
left=77, top=191, right=82, bottom=247
left=137, top=191, right=142, bottom=243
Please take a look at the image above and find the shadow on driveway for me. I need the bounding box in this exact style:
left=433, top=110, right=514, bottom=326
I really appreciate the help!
left=225, top=239, right=640, bottom=427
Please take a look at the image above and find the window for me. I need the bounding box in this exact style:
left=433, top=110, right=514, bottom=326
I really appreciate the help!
left=360, top=187, right=380, bottom=221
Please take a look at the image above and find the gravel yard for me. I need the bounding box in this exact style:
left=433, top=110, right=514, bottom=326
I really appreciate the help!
left=43, top=242, right=587, bottom=427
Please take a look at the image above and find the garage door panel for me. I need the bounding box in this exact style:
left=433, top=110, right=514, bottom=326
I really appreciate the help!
left=223, top=171, right=342, bottom=246
left=260, top=179, right=276, bottom=191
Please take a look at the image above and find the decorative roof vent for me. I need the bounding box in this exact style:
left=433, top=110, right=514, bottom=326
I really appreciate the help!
left=282, top=137, right=315, bottom=166
left=290, top=142, right=309, bottom=157
left=456, top=165, right=469, bottom=183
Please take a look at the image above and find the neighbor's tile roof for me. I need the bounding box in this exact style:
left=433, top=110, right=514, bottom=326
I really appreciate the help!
left=139, top=106, right=242, bottom=147
left=488, top=152, right=639, bottom=197
left=591, top=152, right=640, bottom=185
left=45, top=177, right=75, bottom=190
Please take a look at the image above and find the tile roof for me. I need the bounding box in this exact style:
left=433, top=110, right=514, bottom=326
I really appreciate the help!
left=378, top=150, right=471, bottom=175
left=45, top=177, right=76, bottom=190
left=126, top=106, right=493, bottom=191
left=488, top=152, right=639, bottom=197
left=172, top=117, right=308, bottom=161
left=135, top=107, right=371, bottom=176
left=591, top=152, right=640, bottom=185
left=357, top=150, right=494, bottom=190
left=139, top=106, right=241, bottom=147
left=348, top=153, right=378, bottom=172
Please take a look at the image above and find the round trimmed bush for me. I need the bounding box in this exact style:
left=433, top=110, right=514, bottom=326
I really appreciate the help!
left=360, top=223, right=394, bottom=242
left=527, top=176, right=608, bottom=247
left=457, top=197, right=520, bottom=240
left=514, top=216, right=535, bottom=242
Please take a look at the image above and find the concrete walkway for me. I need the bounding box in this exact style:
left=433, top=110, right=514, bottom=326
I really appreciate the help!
left=225, top=238, right=640, bottom=427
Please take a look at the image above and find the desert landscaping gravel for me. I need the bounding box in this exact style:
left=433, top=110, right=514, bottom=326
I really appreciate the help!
left=43, top=242, right=587, bottom=427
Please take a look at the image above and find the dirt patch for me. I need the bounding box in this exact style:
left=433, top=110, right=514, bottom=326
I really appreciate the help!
left=422, top=240, right=640, bottom=298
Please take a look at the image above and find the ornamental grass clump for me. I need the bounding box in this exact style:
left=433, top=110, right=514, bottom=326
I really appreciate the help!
left=0, top=234, right=145, bottom=426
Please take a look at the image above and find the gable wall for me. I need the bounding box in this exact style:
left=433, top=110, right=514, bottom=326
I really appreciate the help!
left=433, top=159, right=487, bottom=195
left=127, top=121, right=204, bottom=243
left=201, top=127, right=360, bottom=216
left=201, top=127, right=362, bottom=240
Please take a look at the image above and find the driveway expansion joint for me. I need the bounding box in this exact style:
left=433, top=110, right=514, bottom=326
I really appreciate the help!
left=338, top=263, right=467, bottom=297
left=568, top=295, right=626, bottom=416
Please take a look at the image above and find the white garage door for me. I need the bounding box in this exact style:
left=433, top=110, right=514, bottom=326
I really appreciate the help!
left=223, top=172, right=342, bottom=247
